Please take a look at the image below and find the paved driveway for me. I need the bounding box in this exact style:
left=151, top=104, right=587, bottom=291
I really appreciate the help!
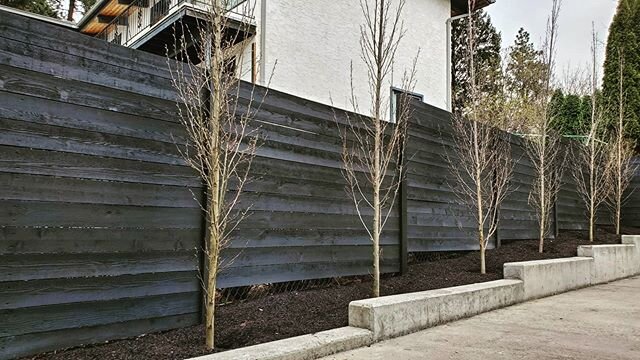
left=322, top=276, right=640, bottom=360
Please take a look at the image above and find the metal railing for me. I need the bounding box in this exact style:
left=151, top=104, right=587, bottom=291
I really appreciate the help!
left=96, top=0, right=250, bottom=47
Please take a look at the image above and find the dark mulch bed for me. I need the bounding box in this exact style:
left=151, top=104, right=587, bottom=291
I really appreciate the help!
left=25, top=226, right=636, bottom=360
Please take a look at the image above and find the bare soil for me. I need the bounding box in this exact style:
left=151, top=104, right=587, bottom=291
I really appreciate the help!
left=24, top=226, right=635, bottom=360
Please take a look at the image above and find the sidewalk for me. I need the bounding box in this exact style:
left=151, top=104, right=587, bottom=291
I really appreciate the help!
left=322, top=276, right=640, bottom=360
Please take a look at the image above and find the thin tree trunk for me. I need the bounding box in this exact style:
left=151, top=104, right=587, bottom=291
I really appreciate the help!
left=590, top=139, right=595, bottom=242
left=204, top=4, right=224, bottom=348
left=480, top=244, right=486, bottom=274
left=539, top=225, right=545, bottom=253
left=590, top=198, right=595, bottom=242
left=372, top=181, right=381, bottom=297
left=370, top=0, right=385, bottom=298
left=205, top=228, right=219, bottom=350
left=539, top=138, right=546, bottom=253
left=472, top=120, right=486, bottom=274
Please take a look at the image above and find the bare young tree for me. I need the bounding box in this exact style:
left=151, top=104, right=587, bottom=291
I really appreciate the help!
left=167, top=0, right=266, bottom=350
left=447, top=0, right=512, bottom=274
left=523, top=0, right=566, bottom=253
left=574, top=25, right=609, bottom=242
left=606, top=48, right=638, bottom=235
left=339, top=0, right=417, bottom=298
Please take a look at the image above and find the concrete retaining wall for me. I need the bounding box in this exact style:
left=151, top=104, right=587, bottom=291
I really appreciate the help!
left=578, top=245, right=636, bottom=284
left=349, top=239, right=640, bottom=343
left=189, top=327, right=373, bottom=360
left=348, top=280, right=524, bottom=340
left=623, top=235, right=640, bottom=274
left=503, top=257, right=593, bottom=299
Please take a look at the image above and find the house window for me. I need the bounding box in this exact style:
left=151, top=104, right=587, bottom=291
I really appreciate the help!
left=390, top=87, right=423, bottom=123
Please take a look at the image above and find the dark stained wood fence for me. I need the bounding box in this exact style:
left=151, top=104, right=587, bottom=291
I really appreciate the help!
left=404, top=103, right=639, bottom=252
left=0, top=11, right=203, bottom=359
left=217, top=86, right=400, bottom=288
left=622, top=158, right=640, bottom=228
left=406, top=102, right=540, bottom=252
left=1, top=9, right=639, bottom=360
left=0, top=10, right=397, bottom=359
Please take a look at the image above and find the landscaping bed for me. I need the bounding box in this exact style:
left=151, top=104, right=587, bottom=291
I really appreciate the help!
left=25, top=227, right=633, bottom=360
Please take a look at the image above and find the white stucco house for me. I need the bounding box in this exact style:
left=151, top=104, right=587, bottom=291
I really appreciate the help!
left=76, top=0, right=495, bottom=117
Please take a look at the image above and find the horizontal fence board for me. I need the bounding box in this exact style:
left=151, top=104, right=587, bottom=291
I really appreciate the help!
left=0, top=64, right=180, bottom=123
left=408, top=237, right=480, bottom=252
left=0, top=313, right=200, bottom=360
left=0, top=172, right=202, bottom=208
left=0, top=200, right=202, bottom=228
left=0, top=90, right=187, bottom=146
left=0, top=227, right=200, bottom=255
left=0, top=145, right=201, bottom=187
left=0, top=271, right=199, bottom=310
left=218, top=259, right=400, bottom=288
left=0, top=12, right=172, bottom=77
left=222, top=244, right=399, bottom=269
left=238, top=210, right=399, bottom=230
left=0, top=23, right=177, bottom=100
left=0, top=251, right=198, bottom=282
left=0, top=36, right=175, bottom=101
left=1, top=292, right=200, bottom=337
left=0, top=117, right=186, bottom=166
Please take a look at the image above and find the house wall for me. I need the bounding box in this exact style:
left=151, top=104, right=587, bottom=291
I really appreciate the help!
left=95, top=0, right=451, bottom=115
left=248, top=0, right=451, bottom=117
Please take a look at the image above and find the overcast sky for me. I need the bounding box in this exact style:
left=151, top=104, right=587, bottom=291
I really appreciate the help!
left=486, top=0, right=618, bottom=81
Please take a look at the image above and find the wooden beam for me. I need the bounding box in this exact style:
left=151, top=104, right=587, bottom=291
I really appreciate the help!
left=97, top=15, right=116, bottom=24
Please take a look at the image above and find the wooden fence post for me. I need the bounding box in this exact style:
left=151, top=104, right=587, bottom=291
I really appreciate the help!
left=399, top=166, right=408, bottom=275
left=398, top=96, right=409, bottom=275
left=553, top=195, right=559, bottom=239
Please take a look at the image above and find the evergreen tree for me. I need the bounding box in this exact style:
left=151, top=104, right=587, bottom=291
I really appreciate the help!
left=549, top=90, right=593, bottom=136
left=1, top=0, right=58, bottom=18
left=549, top=89, right=566, bottom=133
left=451, top=9, right=503, bottom=115
left=564, top=94, right=587, bottom=135
left=502, top=28, right=548, bottom=129
left=602, top=0, right=640, bottom=144
left=505, top=28, right=547, bottom=103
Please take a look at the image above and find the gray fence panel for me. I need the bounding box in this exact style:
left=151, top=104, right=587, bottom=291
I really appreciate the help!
left=622, top=158, right=640, bottom=228
left=0, top=11, right=204, bottom=359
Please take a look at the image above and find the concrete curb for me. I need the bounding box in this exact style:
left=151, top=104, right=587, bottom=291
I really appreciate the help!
left=188, top=327, right=373, bottom=360
left=503, top=257, right=593, bottom=299
left=577, top=244, right=636, bottom=284
left=348, top=279, right=524, bottom=340
left=189, top=237, right=640, bottom=360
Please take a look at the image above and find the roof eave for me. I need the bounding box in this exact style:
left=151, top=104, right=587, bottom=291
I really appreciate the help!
left=77, top=0, right=110, bottom=28
left=451, top=0, right=496, bottom=17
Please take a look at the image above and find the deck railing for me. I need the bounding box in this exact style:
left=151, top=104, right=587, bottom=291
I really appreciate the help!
left=96, top=0, right=250, bottom=47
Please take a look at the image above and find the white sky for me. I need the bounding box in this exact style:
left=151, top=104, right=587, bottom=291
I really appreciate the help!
left=487, top=0, right=618, bottom=81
